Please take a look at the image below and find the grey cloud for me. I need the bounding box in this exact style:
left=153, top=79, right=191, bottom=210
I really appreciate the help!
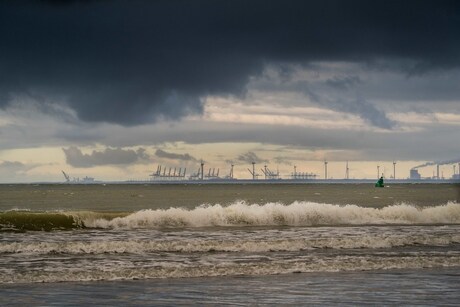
left=1, top=1, right=460, bottom=125
left=0, top=160, right=41, bottom=174
left=310, top=81, right=395, bottom=129
left=251, top=74, right=395, bottom=129
left=325, top=76, right=362, bottom=90
left=155, top=149, right=197, bottom=162
left=121, top=121, right=459, bottom=163
left=0, top=161, right=43, bottom=183
left=237, top=152, right=269, bottom=164
left=303, top=85, right=395, bottom=129
left=63, top=146, right=150, bottom=167
left=273, top=156, right=293, bottom=166
left=20, top=113, right=453, bottom=164
left=331, top=97, right=395, bottom=129
left=0, top=161, right=26, bottom=170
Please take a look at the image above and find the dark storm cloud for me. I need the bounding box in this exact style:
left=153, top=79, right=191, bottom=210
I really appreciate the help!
left=237, top=152, right=269, bottom=164
left=1, top=0, right=460, bottom=125
left=154, top=149, right=197, bottom=162
left=62, top=146, right=150, bottom=167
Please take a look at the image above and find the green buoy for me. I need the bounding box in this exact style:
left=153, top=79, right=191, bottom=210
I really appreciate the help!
left=375, top=176, right=384, bottom=187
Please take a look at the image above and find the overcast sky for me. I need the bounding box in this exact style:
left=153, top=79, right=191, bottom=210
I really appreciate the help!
left=1, top=0, right=460, bottom=182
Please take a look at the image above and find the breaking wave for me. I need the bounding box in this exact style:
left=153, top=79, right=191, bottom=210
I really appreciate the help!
left=0, top=211, right=126, bottom=231
left=2, top=233, right=459, bottom=255
left=85, top=201, right=460, bottom=229
left=1, top=201, right=460, bottom=231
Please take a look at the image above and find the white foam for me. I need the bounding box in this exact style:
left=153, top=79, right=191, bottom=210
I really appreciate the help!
left=83, top=201, right=460, bottom=229
left=3, top=254, right=460, bottom=283
left=2, top=231, right=459, bottom=255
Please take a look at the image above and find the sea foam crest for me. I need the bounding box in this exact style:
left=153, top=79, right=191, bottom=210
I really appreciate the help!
left=4, top=255, right=460, bottom=283
left=2, top=232, right=459, bottom=255
left=83, top=201, right=460, bottom=229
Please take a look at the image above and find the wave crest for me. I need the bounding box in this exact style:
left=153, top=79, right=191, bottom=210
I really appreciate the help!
left=84, top=201, right=460, bottom=229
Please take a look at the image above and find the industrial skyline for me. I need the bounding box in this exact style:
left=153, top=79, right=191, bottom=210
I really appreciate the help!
left=55, top=162, right=460, bottom=185
left=59, top=158, right=460, bottom=183
left=144, top=159, right=460, bottom=181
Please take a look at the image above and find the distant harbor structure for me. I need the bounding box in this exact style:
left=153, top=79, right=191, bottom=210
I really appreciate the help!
left=61, top=170, right=96, bottom=183
left=226, top=164, right=235, bottom=180
left=453, top=163, right=460, bottom=180
left=261, top=165, right=280, bottom=180
left=149, top=161, right=232, bottom=181
left=60, top=158, right=460, bottom=184
left=247, top=162, right=260, bottom=180
left=150, top=165, right=187, bottom=181
left=410, top=161, right=460, bottom=180
left=410, top=169, right=422, bottom=180
left=291, top=165, right=317, bottom=180
left=143, top=159, right=460, bottom=183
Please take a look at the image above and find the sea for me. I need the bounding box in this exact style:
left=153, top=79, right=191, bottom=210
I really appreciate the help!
left=1, top=183, right=459, bottom=305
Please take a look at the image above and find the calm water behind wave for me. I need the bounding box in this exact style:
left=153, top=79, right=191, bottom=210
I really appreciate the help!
left=1, top=183, right=458, bottom=211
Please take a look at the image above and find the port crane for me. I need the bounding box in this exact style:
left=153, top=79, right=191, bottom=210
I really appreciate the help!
left=61, top=170, right=70, bottom=182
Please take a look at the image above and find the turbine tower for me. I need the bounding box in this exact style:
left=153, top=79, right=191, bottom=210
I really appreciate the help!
left=324, top=160, right=328, bottom=180
left=345, top=161, right=349, bottom=180
left=393, top=161, right=396, bottom=180
left=247, top=162, right=257, bottom=180
left=200, top=160, right=204, bottom=180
